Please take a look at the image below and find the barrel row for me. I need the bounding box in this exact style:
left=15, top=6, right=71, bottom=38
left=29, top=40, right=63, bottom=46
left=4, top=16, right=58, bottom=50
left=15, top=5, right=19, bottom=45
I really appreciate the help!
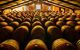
left=0, top=23, right=80, bottom=50
left=0, top=12, right=80, bottom=50
left=0, top=38, right=80, bottom=50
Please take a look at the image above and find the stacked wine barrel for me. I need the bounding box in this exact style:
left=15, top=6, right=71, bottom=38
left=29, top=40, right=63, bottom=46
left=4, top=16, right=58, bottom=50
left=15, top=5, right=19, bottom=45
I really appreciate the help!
left=0, top=11, right=80, bottom=50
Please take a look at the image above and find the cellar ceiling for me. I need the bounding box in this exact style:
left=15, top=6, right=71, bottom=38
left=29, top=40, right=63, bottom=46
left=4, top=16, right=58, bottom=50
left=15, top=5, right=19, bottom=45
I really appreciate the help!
left=0, top=0, right=80, bottom=10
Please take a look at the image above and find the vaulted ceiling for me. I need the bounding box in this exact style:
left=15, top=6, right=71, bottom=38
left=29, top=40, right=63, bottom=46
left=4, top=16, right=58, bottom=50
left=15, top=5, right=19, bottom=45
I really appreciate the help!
left=0, top=0, right=80, bottom=10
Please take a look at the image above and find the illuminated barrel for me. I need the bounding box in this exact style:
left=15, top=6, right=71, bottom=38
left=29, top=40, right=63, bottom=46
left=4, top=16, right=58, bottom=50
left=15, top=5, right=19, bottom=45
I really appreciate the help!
left=58, top=18, right=65, bottom=21
left=47, top=26, right=62, bottom=40
left=52, top=38, right=76, bottom=50
left=50, top=18, right=55, bottom=22
left=31, top=25, right=45, bottom=40
left=25, top=39, right=48, bottom=50
left=9, top=21, right=19, bottom=29
left=75, top=17, right=80, bottom=21
left=41, top=18, right=48, bottom=25
left=23, top=18, right=31, bottom=22
left=32, top=18, right=40, bottom=23
left=32, top=21, right=42, bottom=28
left=77, top=21, right=80, bottom=25
left=61, top=25, right=76, bottom=42
left=56, top=21, right=65, bottom=27
left=76, top=39, right=80, bottom=50
left=66, top=17, right=74, bottom=21
left=75, top=25, right=80, bottom=40
left=15, top=18, right=22, bottom=24
left=0, top=39, right=19, bottom=50
left=20, top=21, right=31, bottom=28
left=0, top=26, right=14, bottom=42
left=45, top=21, right=55, bottom=28
left=6, top=18, right=14, bottom=23
left=13, top=26, right=29, bottom=43
left=66, top=21, right=76, bottom=27
left=0, top=22, right=8, bottom=28
left=0, top=17, right=5, bottom=22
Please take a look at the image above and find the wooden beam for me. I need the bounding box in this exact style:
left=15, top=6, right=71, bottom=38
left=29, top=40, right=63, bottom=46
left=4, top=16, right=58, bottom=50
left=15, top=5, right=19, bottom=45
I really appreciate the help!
left=1, top=1, right=32, bottom=10
left=60, top=0, right=80, bottom=7
left=11, top=1, right=33, bottom=9
left=0, top=0, right=18, bottom=6
left=43, top=1, right=74, bottom=10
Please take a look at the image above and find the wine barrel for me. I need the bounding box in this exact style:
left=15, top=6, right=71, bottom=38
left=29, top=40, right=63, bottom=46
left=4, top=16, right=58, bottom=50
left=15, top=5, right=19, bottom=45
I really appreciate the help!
left=0, top=26, right=14, bottom=42
left=76, top=39, right=80, bottom=50
left=75, top=25, right=80, bottom=33
left=31, top=25, right=45, bottom=40
left=66, top=21, right=76, bottom=27
left=41, top=18, right=48, bottom=25
left=23, top=18, right=31, bottom=22
left=47, top=26, right=62, bottom=40
left=9, top=15, right=15, bottom=19
left=13, top=26, right=29, bottom=43
left=50, top=18, right=56, bottom=24
left=61, top=25, right=76, bottom=42
left=0, top=17, right=5, bottom=22
left=0, top=39, right=19, bottom=50
left=25, top=39, right=48, bottom=50
left=15, top=18, right=22, bottom=24
left=20, top=21, right=31, bottom=28
left=21, top=16, right=24, bottom=20
left=45, top=21, right=55, bottom=28
left=66, top=17, right=74, bottom=21
left=75, top=17, right=80, bottom=21
left=58, top=18, right=65, bottom=21
left=12, top=17, right=17, bottom=20
left=77, top=21, right=80, bottom=25
left=0, top=22, right=8, bottom=28
left=49, top=18, right=55, bottom=22
left=1, top=26, right=14, bottom=33
left=56, top=21, right=65, bottom=27
left=32, top=21, right=42, bottom=28
left=75, top=25, right=80, bottom=40
left=52, top=38, right=76, bottom=50
left=9, top=21, right=19, bottom=29
left=2, top=15, right=8, bottom=19
left=32, top=18, right=40, bottom=23
left=6, top=18, right=14, bottom=23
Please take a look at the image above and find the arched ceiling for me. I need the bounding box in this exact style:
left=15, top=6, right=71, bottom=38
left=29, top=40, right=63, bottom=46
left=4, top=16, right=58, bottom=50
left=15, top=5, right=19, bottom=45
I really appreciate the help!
left=0, top=0, right=17, bottom=5
left=0, top=0, right=80, bottom=10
